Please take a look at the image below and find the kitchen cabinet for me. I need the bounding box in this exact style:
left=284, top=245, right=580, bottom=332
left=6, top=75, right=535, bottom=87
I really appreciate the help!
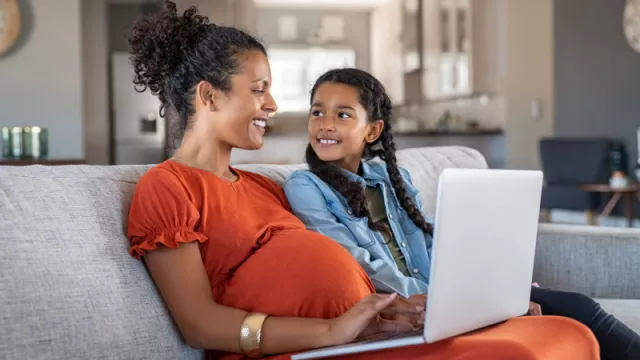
left=397, top=0, right=474, bottom=101
left=402, top=0, right=423, bottom=73
left=421, top=0, right=473, bottom=100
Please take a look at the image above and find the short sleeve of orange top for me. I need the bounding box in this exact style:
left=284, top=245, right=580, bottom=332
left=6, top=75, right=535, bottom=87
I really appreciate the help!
left=127, top=160, right=373, bottom=322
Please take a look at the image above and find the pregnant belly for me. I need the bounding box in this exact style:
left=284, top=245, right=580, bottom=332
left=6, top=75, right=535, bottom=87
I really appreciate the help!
left=219, top=229, right=374, bottom=319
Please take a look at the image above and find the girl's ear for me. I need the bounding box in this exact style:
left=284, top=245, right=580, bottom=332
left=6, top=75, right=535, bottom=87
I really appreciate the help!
left=365, top=120, right=385, bottom=143
left=196, top=80, right=218, bottom=112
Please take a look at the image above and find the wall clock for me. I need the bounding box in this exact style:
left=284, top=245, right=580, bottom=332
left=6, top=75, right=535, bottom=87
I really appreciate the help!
left=0, top=0, right=21, bottom=56
left=624, top=0, right=640, bottom=53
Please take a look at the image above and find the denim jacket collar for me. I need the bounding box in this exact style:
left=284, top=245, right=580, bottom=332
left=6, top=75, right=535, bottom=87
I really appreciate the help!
left=342, top=160, right=387, bottom=186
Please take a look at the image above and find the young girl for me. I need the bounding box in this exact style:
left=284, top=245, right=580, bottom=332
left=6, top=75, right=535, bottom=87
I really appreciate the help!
left=284, top=68, right=640, bottom=360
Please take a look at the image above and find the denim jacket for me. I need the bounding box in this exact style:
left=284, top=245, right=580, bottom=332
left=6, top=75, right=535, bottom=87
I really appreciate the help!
left=283, top=160, right=434, bottom=298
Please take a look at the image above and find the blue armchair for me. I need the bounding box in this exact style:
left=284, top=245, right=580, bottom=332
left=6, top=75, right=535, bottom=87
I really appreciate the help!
left=538, top=138, right=618, bottom=224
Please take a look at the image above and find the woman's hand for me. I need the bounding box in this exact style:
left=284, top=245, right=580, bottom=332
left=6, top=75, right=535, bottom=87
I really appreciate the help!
left=380, top=294, right=426, bottom=327
left=408, top=294, right=427, bottom=310
left=326, top=293, right=415, bottom=345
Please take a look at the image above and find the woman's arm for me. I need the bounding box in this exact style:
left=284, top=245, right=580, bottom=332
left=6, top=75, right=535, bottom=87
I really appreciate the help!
left=145, top=242, right=412, bottom=355
left=284, top=174, right=429, bottom=298
left=145, top=242, right=338, bottom=354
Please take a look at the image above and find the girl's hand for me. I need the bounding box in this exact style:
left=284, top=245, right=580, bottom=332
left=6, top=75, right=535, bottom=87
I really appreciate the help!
left=528, top=301, right=543, bottom=316
left=326, top=293, right=415, bottom=345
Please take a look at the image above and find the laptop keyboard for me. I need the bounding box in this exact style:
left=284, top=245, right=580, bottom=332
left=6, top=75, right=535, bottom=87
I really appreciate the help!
left=354, top=328, right=424, bottom=344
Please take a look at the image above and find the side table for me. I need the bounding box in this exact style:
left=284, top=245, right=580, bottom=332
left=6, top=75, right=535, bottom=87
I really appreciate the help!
left=576, top=183, right=640, bottom=227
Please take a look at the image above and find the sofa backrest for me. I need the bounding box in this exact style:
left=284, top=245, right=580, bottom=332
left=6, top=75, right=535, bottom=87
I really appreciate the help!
left=0, top=146, right=486, bottom=360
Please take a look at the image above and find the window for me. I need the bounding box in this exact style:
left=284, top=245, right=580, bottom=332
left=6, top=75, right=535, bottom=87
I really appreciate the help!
left=268, top=46, right=356, bottom=113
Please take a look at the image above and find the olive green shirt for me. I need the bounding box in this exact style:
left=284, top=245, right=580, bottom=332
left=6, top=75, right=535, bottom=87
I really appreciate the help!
left=364, top=186, right=411, bottom=276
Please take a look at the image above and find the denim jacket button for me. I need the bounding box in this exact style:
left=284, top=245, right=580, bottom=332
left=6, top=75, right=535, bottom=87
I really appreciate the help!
left=347, top=210, right=353, bottom=215
left=412, top=268, right=419, bottom=274
left=388, top=213, right=393, bottom=219
left=401, top=242, right=407, bottom=247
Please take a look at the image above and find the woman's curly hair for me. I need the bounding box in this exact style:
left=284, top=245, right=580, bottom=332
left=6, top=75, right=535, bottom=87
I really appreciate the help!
left=128, top=0, right=265, bottom=137
left=305, top=68, right=434, bottom=238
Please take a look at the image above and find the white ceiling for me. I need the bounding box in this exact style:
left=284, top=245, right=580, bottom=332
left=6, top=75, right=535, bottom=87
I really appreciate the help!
left=253, top=0, right=389, bottom=10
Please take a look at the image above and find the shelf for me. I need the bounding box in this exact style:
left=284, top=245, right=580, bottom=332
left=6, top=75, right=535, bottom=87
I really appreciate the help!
left=0, top=159, right=86, bottom=166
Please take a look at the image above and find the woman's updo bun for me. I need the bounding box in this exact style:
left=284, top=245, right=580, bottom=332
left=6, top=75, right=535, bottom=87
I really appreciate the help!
left=127, top=0, right=265, bottom=134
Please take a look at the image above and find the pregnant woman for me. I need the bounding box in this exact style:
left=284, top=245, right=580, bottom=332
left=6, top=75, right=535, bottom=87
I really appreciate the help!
left=125, top=1, right=599, bottom=359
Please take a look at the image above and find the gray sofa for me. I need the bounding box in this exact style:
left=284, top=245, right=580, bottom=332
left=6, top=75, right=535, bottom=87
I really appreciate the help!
left=1, top=146, right=638, bottom=360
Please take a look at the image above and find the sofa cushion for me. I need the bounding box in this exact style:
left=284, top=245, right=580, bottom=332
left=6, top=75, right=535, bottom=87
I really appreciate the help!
left=0, top=146, right=486, bottom=359
left=0, top=165, right=202, bottom=360
left=596, top=299, right=640, bottom=334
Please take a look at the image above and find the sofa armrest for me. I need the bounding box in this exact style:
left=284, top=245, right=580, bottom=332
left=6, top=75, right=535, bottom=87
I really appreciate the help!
left=533, top=223, right=640, bottom=299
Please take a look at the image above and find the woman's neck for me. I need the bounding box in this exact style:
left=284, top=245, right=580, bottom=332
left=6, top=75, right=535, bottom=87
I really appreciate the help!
left=173, top=130, right=233, bottom=177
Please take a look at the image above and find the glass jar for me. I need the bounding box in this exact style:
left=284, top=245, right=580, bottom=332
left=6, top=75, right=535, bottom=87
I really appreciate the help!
left=22, top=126, right=48, bottom=159
left=10, top=127, right=23, bottom=159
left=1, top=127, right=10, bottom=159
left=32, top=127, right=48, bottom=159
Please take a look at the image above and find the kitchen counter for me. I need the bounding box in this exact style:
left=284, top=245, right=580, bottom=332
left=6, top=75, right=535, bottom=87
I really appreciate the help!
left=232, top=129, right=505, bottom=168
left=392, top=130, right=505, bottom=169
left=393, top=128, right=503, bottom=136
left=264, top=127, right=503, bottom=137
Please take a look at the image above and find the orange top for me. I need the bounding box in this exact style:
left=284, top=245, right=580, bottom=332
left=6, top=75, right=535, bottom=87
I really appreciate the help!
left=127, top=160, right=375, bottom=360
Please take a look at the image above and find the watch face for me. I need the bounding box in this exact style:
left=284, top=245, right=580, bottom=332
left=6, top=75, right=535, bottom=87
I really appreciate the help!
left=624, top=0, right=640, bottom=53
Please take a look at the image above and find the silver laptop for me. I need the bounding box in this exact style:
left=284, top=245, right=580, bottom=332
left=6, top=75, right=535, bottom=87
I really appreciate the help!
left=291, top=168, right=543, bottom=360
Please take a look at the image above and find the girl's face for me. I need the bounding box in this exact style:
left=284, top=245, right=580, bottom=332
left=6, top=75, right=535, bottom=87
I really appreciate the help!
left=308, top=82, right=383, bottom=172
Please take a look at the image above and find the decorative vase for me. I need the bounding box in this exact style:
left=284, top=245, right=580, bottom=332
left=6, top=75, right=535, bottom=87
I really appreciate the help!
left=609, top=143, right=628, bottom=174
left=609, top=171, right=630, bottom=189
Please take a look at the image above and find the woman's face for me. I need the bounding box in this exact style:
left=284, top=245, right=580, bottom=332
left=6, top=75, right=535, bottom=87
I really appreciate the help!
left=212, top=50, right=277, bottom=150
left=308, top=82, right=382, bottom=171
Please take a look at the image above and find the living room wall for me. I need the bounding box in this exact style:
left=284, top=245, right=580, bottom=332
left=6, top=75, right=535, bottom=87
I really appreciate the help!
left=0, top=0, right=84, bottom=160
left=554, top=0, right=640, bottom=170
left=503, top=0, right=555, bottom=170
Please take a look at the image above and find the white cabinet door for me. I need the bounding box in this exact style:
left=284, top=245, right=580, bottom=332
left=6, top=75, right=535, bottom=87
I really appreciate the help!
left=422, top=0, right=473, bottom=100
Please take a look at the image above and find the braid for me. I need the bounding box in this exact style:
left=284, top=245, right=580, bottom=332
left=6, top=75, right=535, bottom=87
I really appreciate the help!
left=375, top=126, right=434, bottom=237
left=305, top=145, right=392, bottom=239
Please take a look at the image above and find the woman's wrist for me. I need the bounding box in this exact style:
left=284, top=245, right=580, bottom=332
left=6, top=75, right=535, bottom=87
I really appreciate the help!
left=317, top=318, right=340, bottom=348
left=259, top=317, right=339, bottom=355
